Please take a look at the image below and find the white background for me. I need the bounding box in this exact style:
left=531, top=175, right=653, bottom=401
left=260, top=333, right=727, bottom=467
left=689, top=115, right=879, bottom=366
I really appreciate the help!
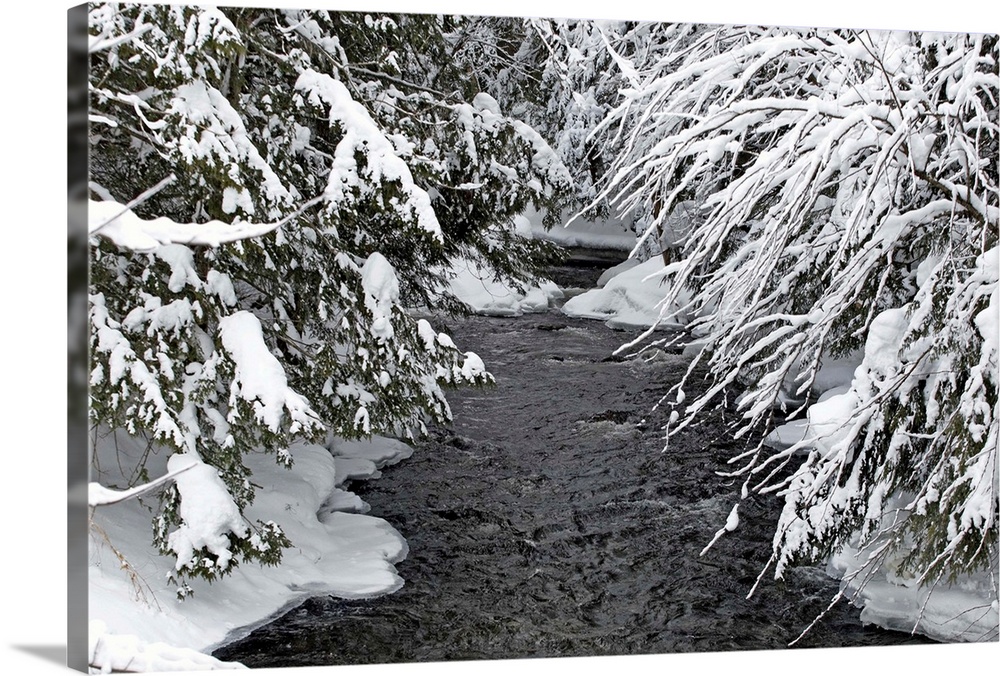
left=3, top=1, right=998, bottom=674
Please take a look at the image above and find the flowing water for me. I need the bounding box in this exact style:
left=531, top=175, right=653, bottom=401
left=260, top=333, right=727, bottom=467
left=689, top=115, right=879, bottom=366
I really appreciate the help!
left=215, top=260, right=931, bottom=667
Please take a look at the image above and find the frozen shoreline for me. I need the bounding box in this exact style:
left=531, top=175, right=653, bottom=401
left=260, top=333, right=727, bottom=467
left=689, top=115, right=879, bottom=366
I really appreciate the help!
left=88, top=431, right=415, bottom=672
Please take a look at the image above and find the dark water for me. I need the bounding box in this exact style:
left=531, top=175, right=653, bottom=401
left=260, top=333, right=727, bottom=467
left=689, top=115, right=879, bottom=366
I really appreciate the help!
left=215, top=266, right=931, bottom=668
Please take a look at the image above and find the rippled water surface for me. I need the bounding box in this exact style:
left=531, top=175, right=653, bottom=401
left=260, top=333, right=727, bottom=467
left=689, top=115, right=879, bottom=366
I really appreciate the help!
left=216, top=267, right=931, bottom=667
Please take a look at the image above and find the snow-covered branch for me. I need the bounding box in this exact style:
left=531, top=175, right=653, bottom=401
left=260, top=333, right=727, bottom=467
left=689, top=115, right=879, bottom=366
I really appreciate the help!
left=88, top=197, right=323, bottom=253
left=587, top=23, right=998, bottom=637
left=88, top=456, right=197, bottom=507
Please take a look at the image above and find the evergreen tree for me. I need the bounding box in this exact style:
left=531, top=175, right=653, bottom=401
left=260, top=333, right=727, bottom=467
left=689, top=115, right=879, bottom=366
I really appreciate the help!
left=87, top=3, right=571, bottom=594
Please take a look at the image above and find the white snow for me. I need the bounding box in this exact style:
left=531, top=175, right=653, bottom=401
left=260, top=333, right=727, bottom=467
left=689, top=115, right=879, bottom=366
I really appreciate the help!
left=973, top=248, right=999, bottom=374
left=762, top=303, right=999, bottom=643
left=472, top=92, right=503, bottom=114
left=295, top=70, right=444, bottom=240
left=154, top=244, right=201, bottom=293
left=828, top=544, right=1000, bottom=643
left=166, top=80, right=294, bottom=217
left=764, top=420, right=810, bottom=453
left=361, top=252, right=401, bottom=341
left=89, top=458, right=198, bottom=507
left=331, top=435, right=415, bottom=467
left=205, top=270, right=237, bottom=307
left=89, top=430, right=414, bottom=672
left=218, top=311, right=318, bottom=435
left=89, top=292, right=188, bottom=447
left=595, top=258, right=640, bottom=287
left=561, top=257, right=694, bottom=330
left=89, top=199, right=291, bottom=253
left=166, top=454, right=249, bottom=574
left=459, top=351, right=489, bottom=380
left=89, top=620, right=244, bottom=673
left=443, top=258, right=564, bottom=317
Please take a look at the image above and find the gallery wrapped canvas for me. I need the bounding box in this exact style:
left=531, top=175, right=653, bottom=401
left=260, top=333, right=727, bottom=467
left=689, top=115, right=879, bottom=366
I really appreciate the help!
left=62, top=1, right=998, bottom=674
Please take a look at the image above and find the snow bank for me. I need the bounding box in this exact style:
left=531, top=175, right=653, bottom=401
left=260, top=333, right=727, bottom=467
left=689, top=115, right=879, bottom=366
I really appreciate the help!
left=595, top=258, right=640, bottom=287
left=89, top=620, right=244, bottom=673
left=763, top=384, right=854, bottom=452
left=561, top=257, right=693, bottom=330
left=444, top=258, right=563, bottom=316
left=89, top=430, right=413, bottom=671
left=324, top=436, right=416, bottom=513
left=827, top=545, right=999, bottom=643
left=441, top=207, right=640, bottom=317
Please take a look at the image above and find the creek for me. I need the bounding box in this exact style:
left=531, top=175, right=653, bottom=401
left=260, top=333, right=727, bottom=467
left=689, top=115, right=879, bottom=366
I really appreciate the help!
left=215, top=258, right=931, bottom=667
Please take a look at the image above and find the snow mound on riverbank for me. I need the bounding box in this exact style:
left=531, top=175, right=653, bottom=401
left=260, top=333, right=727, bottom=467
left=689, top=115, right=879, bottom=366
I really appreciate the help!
left=89, top=620, right=245, bottom=672
left=445, top=257, right=563, bottom=316
left=562, top=257, right=693, bottom=330
left=767, top=395, right=998, bottom=643
left=827, top=545, right=999, bottom=643
left=771, top=408, right=1000, bottom=643
left=596, top=258, right=640, bottom=287
left=88, top=430, right=413, bottom=671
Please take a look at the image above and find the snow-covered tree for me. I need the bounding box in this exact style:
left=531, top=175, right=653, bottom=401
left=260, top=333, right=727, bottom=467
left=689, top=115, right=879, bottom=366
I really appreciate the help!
left=87, top=3, right=571, bottom=594
left=472, top=18, right=703, bottom=259
left=591, top=25, right=998, bottom=632
left=461, top=17, right=674, bottom=218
